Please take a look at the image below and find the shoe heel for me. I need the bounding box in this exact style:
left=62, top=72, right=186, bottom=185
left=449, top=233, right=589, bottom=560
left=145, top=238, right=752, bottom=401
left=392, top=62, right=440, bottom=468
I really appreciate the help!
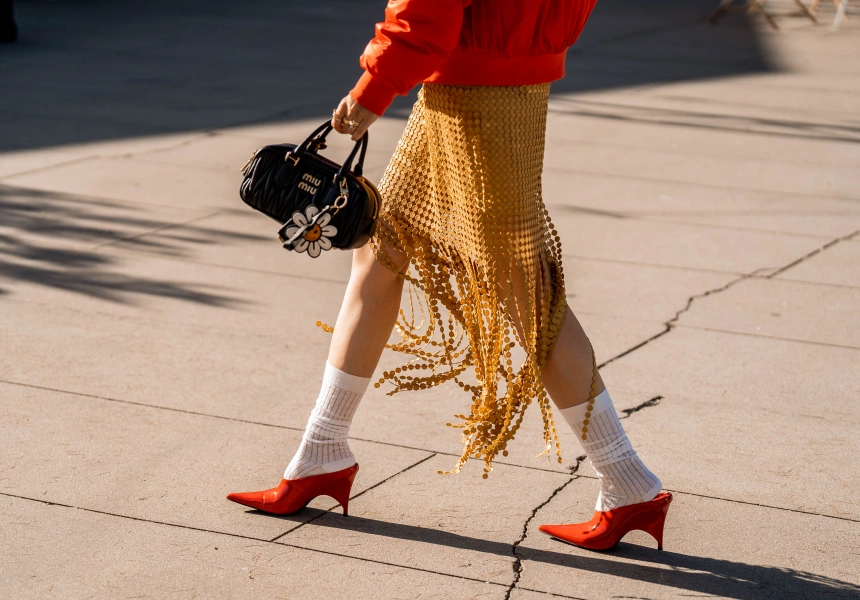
left=322, top=469, right=357, bottom=516
left=641, top=511, right=667, bottom=550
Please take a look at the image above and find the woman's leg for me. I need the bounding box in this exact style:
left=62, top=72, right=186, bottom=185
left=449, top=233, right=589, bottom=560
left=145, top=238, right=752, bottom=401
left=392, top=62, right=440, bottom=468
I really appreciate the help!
left=542, top=306, right=605, bottom=408
left=226, top=243, right=410, bottom=509
left=282, top=243, right=409, bottom=480
left=546, top=307, right=662, bottom=511
left=504, top=263, right=605, bottom=408
left=327, top=243, right=408, bottom=377
left=506, top=266, right=660, bottom=511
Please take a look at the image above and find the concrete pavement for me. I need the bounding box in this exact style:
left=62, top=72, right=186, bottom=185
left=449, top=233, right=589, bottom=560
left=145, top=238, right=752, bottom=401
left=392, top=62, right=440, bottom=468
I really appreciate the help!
left=1, top=1, right=858, bottom=598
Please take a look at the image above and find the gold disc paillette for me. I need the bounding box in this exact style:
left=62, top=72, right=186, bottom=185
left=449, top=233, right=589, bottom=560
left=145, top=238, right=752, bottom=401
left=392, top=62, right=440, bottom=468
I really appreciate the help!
left=369, top=83, right=568, bottom=477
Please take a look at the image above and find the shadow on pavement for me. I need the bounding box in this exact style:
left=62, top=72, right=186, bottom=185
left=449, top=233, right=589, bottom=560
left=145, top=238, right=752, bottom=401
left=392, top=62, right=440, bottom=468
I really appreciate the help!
left=0, top=0, right=779, bottom=301
left=298, top=513, right=860, bottom=599
left=2, top=0, right=777, bottom=153
left=2, top=2, right=853, bottom=596
left=0, top=183, right=258, bottom=304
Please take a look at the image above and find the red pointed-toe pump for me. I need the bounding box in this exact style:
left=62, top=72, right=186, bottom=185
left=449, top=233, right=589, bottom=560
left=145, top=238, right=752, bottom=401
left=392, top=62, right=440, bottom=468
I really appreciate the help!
left=539, top=492, right=672, bottom=551
left=226, top=464, right=359, bottom=516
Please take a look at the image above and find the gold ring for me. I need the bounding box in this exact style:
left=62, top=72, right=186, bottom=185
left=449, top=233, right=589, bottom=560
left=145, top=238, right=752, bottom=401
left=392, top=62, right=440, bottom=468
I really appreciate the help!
left=345, top=119, right=360, bottom=128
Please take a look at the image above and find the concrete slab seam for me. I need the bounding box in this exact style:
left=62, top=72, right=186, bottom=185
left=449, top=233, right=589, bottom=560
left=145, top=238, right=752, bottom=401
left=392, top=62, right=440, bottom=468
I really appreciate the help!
left=547, top=128, right=860, bottom=168
left=91, top=210, right=225, bottom=250
left=0, top=155, right=100, bottom=181
left=653, top=489, right=860, bottom=524
left=108, top=254, right=349, bottom=286
left=116, top=131, right=218, bottom=161
left=632, top=215, right=837, bottom=239
left=268, top=452, right=438, bottom=543
left=548, top=97, right=860, bottom=147
left=0, top=181, right=226, bottom=214
left=551, top=202, right=845, bottom=240
left=545, top=162, right=860, bottom=202
left=4, top=378, right=856, bottom=522
left=0, top=378, right=585, bottom=476
left=672, top=324, right=860, bottom=352
left=219, top=108, right=295, bottom=131
left=0, top=297, right=298, bottom=342
left=0, top=131, right=212, bottom=180
left=549, top=104, right=860, bottom=147
left=754, top=278, right=860, bottom=292
left=563, top=253, right=744, bottom=276
left=0, top=490, right=583, bottom=599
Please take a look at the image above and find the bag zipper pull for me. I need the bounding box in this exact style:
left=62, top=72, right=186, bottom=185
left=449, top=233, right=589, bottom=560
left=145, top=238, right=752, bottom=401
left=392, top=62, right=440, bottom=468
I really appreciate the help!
left=240, top=150, right=258, bottom=174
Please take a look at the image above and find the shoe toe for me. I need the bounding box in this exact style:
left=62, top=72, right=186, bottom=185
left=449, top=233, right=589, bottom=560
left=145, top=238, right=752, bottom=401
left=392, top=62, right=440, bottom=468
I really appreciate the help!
left=538, top=524, right=567, bottom=538
left=226, top=491, right=264, bottom=509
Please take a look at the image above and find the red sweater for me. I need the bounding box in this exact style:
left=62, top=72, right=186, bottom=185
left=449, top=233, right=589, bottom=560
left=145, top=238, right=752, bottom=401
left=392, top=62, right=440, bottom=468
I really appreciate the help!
left=349, top=0, right=598, bottom=115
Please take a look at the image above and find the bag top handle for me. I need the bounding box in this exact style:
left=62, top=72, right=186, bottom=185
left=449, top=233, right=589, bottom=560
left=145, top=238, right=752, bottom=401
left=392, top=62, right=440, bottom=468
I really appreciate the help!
left=337, top=131, right=368, bottom=178
left=293, top=120, right=368, bottom=178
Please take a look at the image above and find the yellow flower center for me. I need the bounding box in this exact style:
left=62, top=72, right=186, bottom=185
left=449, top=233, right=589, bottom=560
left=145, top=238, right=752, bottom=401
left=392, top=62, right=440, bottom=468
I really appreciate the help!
left=303, top=224, right=322, bottom=242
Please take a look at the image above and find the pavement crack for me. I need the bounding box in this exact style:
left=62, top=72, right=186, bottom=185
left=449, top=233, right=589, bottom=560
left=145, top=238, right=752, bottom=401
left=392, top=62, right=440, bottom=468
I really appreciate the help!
left=619, top=395, right=663, bottom=419
left=599, top=228, right=860, bottom=370
left=665, top=230, right=860, bottom=333
left=598, top=266, right=773, bottom=370
left=503, top=455, right=587, bottom=600
left=670, top=267, right=775, bottom=322
left=765, top=229, right=859, bottom=279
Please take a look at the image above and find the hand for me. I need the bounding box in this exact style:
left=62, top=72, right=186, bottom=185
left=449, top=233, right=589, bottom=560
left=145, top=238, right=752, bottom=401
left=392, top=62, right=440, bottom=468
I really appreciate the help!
left=332, top=95, right=379, bottom=141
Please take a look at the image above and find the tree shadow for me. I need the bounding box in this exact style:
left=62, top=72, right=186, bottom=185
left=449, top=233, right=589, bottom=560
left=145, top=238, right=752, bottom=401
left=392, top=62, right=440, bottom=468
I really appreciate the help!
left=279, top=512, right=860, bottom=599
left=0, top=1, right=786, bottom=304
left=0, top=183, right=263, bottom=304
left=3, top=1, right=850, bottom=596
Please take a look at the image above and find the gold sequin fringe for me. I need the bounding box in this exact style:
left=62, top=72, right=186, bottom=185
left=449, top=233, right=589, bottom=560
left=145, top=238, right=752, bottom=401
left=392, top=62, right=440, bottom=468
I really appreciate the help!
left=372, top=83, right=570, bottom=478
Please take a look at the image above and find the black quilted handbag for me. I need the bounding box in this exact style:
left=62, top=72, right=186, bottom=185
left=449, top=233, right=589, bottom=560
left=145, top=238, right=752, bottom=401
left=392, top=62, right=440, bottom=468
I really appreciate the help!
left=239, top=121, right=380, bottom=257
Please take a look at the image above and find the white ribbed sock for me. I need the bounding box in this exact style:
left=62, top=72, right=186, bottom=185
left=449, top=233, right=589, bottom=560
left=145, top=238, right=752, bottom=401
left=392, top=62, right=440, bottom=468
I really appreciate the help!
left=284, top=362, right=370, bottom=480
left=559, top=389, right=662, bottom=511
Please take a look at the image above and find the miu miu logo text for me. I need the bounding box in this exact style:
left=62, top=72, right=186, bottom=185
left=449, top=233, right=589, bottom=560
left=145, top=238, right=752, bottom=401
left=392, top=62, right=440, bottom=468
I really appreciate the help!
left=298, top=173, right=322, bottom=195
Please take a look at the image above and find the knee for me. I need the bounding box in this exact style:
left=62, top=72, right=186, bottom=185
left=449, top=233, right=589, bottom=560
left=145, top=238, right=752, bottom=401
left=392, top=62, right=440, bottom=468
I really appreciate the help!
left=352, top=244, right=381, bottom=274
left=353, top=241, right=410, bottom=275
left=353, top=244, right=375, bottom=267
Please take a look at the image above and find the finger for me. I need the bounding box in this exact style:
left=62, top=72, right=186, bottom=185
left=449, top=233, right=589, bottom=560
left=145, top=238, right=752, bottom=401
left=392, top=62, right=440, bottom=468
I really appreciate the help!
left=344, top=106, right=367, bottom=141
left=343, top=114, right=361, bottom=139
left=351, top=117, right=372, bottom=141
left=350, top=109, right=378, bottom=141
left=332, top=115, right=346, bottom=135
left=332, top=99, right=349, bottom=134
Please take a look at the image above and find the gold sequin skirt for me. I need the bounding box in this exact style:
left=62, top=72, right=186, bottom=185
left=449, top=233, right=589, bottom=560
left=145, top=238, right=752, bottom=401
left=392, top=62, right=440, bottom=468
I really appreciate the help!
left=370, top=83, right=567, bottom=477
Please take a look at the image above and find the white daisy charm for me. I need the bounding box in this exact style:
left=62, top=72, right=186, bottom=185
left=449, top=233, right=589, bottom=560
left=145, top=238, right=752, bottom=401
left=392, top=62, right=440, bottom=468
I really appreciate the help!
left=283, top=204, right=338, bottom=258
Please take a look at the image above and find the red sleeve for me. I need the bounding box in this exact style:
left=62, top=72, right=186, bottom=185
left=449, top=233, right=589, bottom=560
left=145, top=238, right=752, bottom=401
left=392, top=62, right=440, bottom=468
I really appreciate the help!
left=349, top=0, right=468, bottom=116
